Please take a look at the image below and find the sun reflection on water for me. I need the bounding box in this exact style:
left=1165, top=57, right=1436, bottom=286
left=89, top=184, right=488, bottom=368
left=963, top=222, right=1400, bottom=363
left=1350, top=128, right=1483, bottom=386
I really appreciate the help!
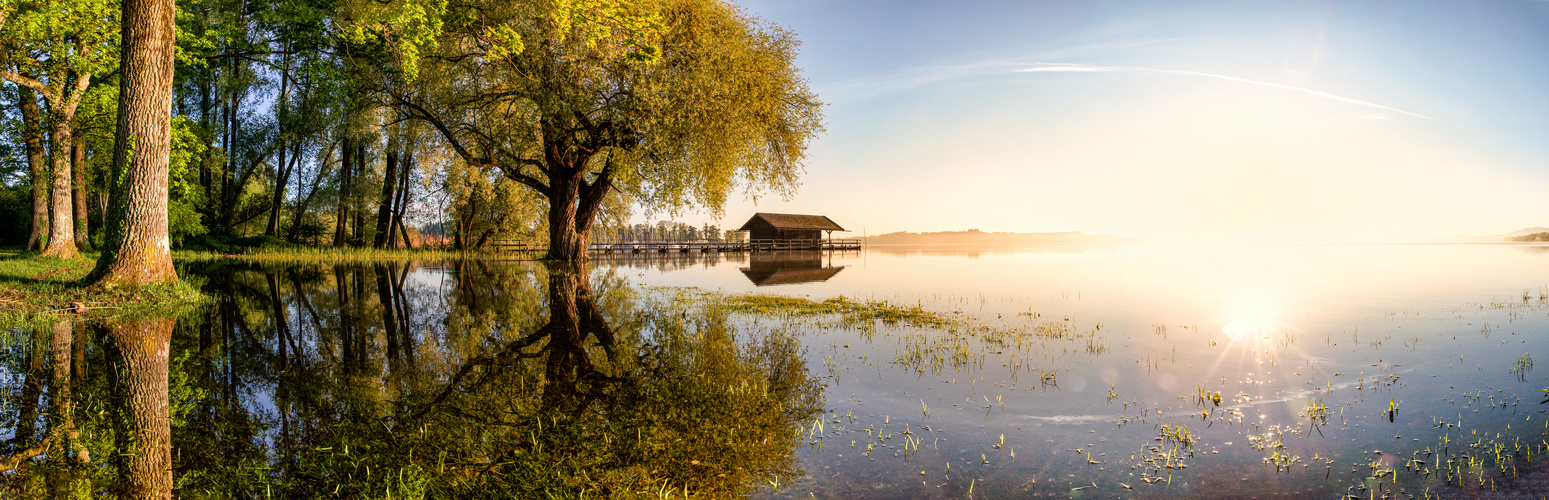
left=1222, top=296, right=1279, bottom=341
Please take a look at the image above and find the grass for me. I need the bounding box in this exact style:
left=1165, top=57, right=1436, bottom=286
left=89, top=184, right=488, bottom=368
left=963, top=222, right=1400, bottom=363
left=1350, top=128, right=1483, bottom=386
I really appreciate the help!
left=0, top=244, right=550, bottom=325
left=0, top=249, right=206, bottom=326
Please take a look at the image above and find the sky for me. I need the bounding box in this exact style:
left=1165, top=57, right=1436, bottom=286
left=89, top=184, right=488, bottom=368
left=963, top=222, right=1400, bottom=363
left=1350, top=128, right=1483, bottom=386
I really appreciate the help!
left=651, top=0, right=1549, bottom=244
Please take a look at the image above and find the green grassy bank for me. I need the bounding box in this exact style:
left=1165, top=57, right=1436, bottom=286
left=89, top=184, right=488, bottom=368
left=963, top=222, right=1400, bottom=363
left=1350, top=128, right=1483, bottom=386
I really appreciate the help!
left=0, top=250, right=205, bottom=325
left=0, top=246, right=531, bottom=324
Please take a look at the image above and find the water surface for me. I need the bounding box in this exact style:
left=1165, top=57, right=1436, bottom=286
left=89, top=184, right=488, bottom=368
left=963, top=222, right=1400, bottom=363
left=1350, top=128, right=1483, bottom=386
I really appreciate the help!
left=3, top=243, right=1547, bottom=498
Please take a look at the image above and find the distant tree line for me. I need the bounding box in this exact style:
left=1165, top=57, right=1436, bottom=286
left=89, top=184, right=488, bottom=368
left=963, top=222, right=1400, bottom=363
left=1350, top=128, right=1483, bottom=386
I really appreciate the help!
left=611, top=222, right=744, bottom=244
left=0, top=0, right=822, bottom=259
left=1511, top=232, right=1549, bottom=242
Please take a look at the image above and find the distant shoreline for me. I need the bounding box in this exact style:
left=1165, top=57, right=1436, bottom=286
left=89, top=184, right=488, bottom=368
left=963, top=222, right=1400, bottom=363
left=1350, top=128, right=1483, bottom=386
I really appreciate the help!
left=861, top=229, right=1141, bottom=246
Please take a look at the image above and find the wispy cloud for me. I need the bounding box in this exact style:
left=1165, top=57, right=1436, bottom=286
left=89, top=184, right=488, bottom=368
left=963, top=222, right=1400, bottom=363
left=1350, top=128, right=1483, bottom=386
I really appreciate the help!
left=813, top=37, right=1197, bottom=103
left=1016, top=63, right=1431, bottom=119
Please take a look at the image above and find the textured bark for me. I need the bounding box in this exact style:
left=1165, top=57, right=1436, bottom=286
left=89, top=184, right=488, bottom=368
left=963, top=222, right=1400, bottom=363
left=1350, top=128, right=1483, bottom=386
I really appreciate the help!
left=546, top=173, right=582, bottom=260
left=89, top=0, right=179, bottom=286
left=107, top=316, right=175, bottom=500
left=39, top=117, right=80, bottom=259
left=72, top=137, right=92, bottom=250
left=17, top=87, right=48, bottom=252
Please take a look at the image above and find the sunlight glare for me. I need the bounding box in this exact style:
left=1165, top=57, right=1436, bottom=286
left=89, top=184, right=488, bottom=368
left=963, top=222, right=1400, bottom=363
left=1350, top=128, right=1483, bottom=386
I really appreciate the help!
left=1222, top=296, right=1278, bottom=341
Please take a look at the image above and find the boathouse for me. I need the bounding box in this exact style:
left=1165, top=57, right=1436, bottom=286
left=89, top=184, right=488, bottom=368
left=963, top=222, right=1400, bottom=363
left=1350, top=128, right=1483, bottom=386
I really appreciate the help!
left=737, top=213, right=846, bottom=242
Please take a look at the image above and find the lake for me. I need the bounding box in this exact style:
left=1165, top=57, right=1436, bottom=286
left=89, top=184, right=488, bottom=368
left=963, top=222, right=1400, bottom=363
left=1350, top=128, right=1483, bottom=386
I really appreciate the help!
left=5, top=243, right=1548, bottom=498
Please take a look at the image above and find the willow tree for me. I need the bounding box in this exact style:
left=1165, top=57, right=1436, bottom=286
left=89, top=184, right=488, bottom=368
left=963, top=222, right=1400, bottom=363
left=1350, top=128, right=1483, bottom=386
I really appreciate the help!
left=0, top=0, right=120, bottom=258
left=383, top=0, right=822, bottom=260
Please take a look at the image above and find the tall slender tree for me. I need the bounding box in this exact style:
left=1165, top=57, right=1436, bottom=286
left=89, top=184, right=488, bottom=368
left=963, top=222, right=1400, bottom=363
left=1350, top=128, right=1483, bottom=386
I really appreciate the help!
left=88, top=0, right=178, bottom=286
left=71, top=136, right=92, bottom=250
left=14, top=84, right=49, bottom=251
left=372, top=121, right=401, bottom=248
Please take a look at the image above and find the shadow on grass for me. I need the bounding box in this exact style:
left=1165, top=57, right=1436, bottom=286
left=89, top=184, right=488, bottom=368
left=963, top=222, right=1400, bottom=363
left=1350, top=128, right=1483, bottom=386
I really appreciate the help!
left=0, top=249, right=205, bottom=326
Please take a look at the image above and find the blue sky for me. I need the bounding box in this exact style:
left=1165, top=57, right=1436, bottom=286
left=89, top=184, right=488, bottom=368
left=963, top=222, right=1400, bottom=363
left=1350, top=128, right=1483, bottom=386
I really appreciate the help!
left=681, top=0, right=1549, bottom=242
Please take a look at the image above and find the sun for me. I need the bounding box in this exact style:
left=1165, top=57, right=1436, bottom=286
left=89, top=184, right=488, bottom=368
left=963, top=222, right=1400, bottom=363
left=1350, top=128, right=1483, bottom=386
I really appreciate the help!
left=1222, top=296, right=1279, bottom=341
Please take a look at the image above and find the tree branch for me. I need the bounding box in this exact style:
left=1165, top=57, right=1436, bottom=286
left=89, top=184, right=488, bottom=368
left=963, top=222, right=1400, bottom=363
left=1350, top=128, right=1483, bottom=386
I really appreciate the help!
left=0, top=70, right=53, bottom=100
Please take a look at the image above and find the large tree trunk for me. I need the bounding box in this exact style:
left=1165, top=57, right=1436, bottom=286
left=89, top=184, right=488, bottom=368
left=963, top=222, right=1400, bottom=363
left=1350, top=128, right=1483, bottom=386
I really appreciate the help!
left=267, top=143, right=298, bottom=237
left=107, top=316, right=175, bottom=500
left=88, top=0, right=178, bottom=286
left=543, top=170, right=611, bottom=261
left=545, top=174, right=582, bottom=260
left=17, top=87, right=48, bottom=252
left=351, top=141, right=367, bottom=244
left=72, top=136, right=92, bottom=251
left=39, top=118, right=79, bottom=259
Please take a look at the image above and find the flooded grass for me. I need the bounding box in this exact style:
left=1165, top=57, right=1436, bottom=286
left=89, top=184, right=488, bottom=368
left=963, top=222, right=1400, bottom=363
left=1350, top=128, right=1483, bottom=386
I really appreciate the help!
left=633, top=252, right=1549, bottom=497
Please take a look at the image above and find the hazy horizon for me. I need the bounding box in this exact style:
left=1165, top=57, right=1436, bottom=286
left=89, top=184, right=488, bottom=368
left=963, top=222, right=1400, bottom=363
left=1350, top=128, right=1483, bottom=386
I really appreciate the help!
left=639, top=1, right=1549, bottom=245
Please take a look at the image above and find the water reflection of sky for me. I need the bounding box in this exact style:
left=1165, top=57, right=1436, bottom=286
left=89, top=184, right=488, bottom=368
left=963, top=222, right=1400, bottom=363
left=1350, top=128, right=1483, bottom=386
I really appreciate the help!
left=606, top=243, right=1549, bottom=497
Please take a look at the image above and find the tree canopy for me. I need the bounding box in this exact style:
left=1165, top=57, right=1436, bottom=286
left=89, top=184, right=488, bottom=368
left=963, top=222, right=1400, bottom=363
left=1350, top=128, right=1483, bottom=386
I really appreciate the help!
left=0, top=0, right=822, bottom=258
left=389, top=0, right=823, bottom=259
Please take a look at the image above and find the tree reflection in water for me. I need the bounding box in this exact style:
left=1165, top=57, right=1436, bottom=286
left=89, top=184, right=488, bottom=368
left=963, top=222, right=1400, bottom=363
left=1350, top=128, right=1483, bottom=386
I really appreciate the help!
left=0, top=260, right=824, bottom=497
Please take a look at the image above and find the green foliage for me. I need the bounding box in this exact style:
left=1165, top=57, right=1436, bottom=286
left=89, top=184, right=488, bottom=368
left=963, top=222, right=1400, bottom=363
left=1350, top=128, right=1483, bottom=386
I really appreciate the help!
left=400, top=0, right=821, bottom=255
left=339, top=0, right=449, bottom=82
left=0, top=0, right=121, bottom=79
left=168, top=117, right=208, bottom=246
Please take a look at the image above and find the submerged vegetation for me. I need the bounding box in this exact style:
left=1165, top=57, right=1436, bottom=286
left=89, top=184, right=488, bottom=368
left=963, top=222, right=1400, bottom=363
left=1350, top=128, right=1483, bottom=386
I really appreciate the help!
left=641, top=266, right=1549, bottom=497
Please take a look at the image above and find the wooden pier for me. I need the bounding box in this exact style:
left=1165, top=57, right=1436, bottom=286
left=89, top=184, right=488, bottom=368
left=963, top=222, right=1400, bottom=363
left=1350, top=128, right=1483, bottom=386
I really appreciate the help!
left=492, top=238, right=862, bottom=254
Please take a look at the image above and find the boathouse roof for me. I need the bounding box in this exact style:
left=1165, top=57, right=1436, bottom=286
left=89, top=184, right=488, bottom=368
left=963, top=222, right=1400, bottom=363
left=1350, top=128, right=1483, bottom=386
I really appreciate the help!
left=736, top=213, right=846, bottom=232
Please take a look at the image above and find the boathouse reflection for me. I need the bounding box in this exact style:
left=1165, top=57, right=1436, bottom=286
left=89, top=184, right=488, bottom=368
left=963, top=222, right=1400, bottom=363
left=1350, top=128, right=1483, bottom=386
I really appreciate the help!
left=740, top=250, right=846, bottom=286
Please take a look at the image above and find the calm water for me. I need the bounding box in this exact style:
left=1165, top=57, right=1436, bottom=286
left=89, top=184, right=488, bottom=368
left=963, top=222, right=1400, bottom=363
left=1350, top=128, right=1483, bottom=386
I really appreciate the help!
left=3, top=243, right=1547, bottom=498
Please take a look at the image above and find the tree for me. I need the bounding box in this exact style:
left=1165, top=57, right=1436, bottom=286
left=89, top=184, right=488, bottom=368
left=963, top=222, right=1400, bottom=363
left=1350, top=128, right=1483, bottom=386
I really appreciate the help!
left=0, top=0, right=121, bottom=258
left=88, top=0, right=178, bottom=286
left=388, top=0, right=823, bottom=260
left=12, top=84, right=48, bottom=251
